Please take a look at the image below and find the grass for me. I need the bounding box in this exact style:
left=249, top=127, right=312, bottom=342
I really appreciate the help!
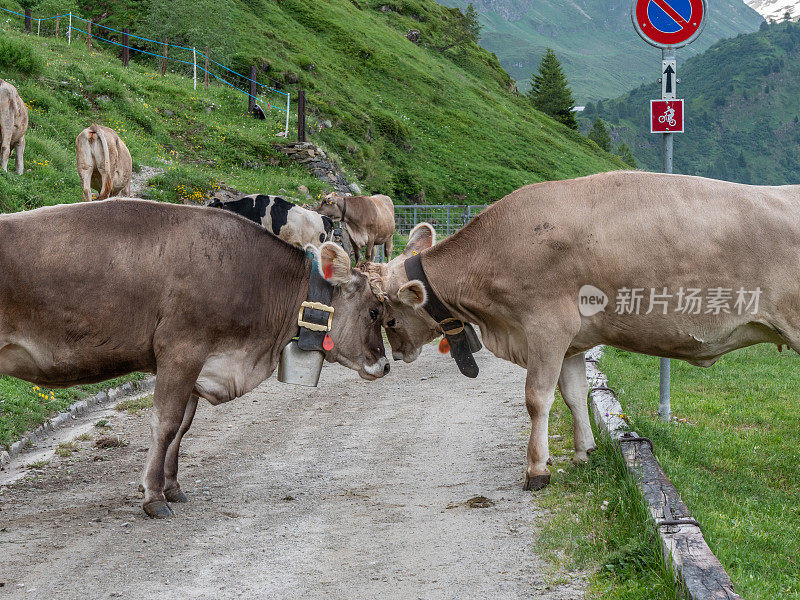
left=600, top=345, right=800, bottom=599
left=0, top=0, right=625, bottom=205
left=116, top=394, right=153, bottom=415
left=0, top=374, right=144, bottom=450
left=537, top=391, right=679, bottom=598
left=55, top=440, right=79, bottom=457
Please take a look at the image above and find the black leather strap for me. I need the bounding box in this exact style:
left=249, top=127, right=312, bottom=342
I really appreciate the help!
left=297, top=253, right=334, bottom=352
left=341, top=196, right=347, bottom=222
left=405, top=254, right=480, bottom=378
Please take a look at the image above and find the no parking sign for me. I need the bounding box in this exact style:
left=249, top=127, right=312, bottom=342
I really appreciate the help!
left=632, top=0, right=707, bottom=48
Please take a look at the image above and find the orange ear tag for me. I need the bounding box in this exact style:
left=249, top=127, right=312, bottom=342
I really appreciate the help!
left=324, top=264, right=333, bottom=279
left=438, top=337, right=450, bottom=354
left=323, top=334, right=334, bottom=351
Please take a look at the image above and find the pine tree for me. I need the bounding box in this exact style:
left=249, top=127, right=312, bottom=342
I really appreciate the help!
left=588, top=118, right=611, bottom=152
left=464, top=3, right=482, bottom=43
left=615, top=142, right=637, bottom=168
left=527, top=49, right=578, bottom=130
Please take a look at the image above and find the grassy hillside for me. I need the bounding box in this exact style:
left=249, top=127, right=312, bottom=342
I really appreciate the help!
left=1, top=0, right=624, bottom=207
left=439, top=0, right=764, bottom=101
left=585, top=20, right=800, bottom=185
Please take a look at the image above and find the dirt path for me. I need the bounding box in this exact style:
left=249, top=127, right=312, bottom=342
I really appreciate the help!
left=128, top=166, right=164, bottom=198
left=0, top=347, right=586, bottom=599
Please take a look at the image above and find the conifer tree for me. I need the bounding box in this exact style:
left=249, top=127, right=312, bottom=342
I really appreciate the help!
left=527, top=48, right=578, bottom=129
left=615, top=142, right=637, bottom=168
left=588, top=118, right=611, bottom=152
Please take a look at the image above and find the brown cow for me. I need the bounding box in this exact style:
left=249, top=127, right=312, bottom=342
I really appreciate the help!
left=317, top=192, right=395, bottom=261
left=368, top=171, right=800, bottom=491
left=0, top=79, right=28, bottom=175
left=0, top=199, right=389, bottom=518
left=75, top=124, right=133, bottom=201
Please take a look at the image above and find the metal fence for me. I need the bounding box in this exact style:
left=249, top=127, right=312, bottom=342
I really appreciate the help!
left=381, top=204, right=486, bottom=260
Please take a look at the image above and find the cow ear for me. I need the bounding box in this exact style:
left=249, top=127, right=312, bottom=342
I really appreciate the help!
left=318, top=242, right=352, bottom=286
left=401, top=223, right=436, bottom=258
left=398, top=280, right=427, bottom=310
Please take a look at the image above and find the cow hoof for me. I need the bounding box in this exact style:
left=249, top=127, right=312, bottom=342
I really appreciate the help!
left=523, top=473, right=551, bottom=491
left=164, top=488, right=188, bottom=503
left=546, top=456, right=554, bottom=465
left=143, top=500, right=175, bottom=519
left=138, top=483, right=145, bottom=494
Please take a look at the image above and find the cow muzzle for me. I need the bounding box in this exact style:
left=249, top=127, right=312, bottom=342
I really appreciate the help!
left=362, top=357, right=390, bottom=380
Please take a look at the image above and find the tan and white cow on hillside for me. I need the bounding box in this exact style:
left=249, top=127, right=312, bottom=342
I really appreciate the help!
left=367, top=171, right=800, bottom=491
left=0, top=199, right=389, bottom=518
left=0, top=79, right=28, bottom=175
left=76, top=124, right=133, bottom=201
left=317, top=192, right=395, bottom=262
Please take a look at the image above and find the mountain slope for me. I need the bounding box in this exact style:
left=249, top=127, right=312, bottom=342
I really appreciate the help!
left=585, top=20, right=800, bottom=184
left=439, top=0, right=764, bottom=101
left=1, top=0, right=624, bottom=206
left=746, top=0, right=800, bottom=22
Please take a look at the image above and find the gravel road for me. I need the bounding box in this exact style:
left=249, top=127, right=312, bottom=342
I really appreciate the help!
left=0, top=346, right=586, bottom=599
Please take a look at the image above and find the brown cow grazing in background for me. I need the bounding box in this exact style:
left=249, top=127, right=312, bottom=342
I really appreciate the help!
left=0, top=79, right=28, bottom=175
left=317, top=192, right=395, bottom=262
left=76, top=124, right=133, bottom=201
left=0, top=199, right=389, bottom=518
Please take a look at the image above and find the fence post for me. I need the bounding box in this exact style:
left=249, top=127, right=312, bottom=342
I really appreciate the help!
left=87, top=21, right=91, bottom=49
left=248, top=65, right=257, bottom=114
left=162, top=39, right=168, bottom=75
left=122, top=29, right=129, bottom=66
left=298, top=90, right=306, bottom=143
left=25, top=8, right=31, bottom=33
left=68, top=13, right=71, bottom=45
left=204, top=47, right=210, bottom=89
left=193, top=48, right=197, bottom=90
left=55, top=16, right=59, bottom=38
left=285, top=93, right=291, bottom=138
left=37, top=19, right=40, bottom=36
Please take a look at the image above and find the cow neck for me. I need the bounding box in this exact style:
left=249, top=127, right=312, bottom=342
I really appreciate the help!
left=405, top=254, right=480, bottom=378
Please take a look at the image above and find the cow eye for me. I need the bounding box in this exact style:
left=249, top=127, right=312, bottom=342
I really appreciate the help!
left=369, top=308, right=379, bottom=321
left=386, top=319, right=396, bottom=328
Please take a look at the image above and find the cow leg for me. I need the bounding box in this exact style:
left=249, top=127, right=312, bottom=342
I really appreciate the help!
left=523, top=327, right=575, bottom=491
left=384, top=238, right=393, bottom=261
left=142, top=366, right=197, bottom=518
left=557, top=353, right=596, bottom=463
left=364, top=241, right=376, bottom=262
left=162, top=394, right=199, bottom=503
left=0, top=138, right=10, bottom=173
left=13, top=137, right=24, bottom=175
left=78, top=168, right=93, bottom=202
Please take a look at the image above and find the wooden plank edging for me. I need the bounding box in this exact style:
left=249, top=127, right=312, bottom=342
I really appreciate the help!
left=585, top=347, right=742, bottom=600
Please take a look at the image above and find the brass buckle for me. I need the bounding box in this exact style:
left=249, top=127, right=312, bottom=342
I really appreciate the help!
left=298, top=301, right=334, bottom=332
left=439, top=317, right=464, bottom=336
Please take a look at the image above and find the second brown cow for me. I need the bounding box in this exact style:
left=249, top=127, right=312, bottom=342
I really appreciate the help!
left=317, top=192, right=395, bottom=262
left=76, top=124, right=133, bottom=201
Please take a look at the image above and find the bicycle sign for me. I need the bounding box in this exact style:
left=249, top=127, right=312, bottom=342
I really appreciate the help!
left=633, top=0, right=707, bottom=48
left=651, top=99, right=683, bottom=133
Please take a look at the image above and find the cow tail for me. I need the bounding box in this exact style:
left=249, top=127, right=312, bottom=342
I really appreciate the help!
left=93, top=125, right=113, bottom=199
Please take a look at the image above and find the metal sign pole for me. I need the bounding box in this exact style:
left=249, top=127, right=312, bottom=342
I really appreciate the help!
left=659, top=45, right=675, bottom=421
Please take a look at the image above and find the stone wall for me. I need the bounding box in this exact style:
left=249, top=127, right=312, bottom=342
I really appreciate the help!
left=279, top=142, right=362, bottom=196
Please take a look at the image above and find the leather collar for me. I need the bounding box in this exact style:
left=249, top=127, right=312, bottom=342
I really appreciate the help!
left=341, top=196, right=347, bottom=222
left=404, top=254, right=480, bottom=378
left=296, top=250, right=335, bottom=352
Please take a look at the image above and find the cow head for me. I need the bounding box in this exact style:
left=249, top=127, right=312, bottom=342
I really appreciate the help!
left=364, top=223, right=441, bottom=363
left=316, top=242, right=390, bottom=380
left=316, top=192, right=345, bottom=220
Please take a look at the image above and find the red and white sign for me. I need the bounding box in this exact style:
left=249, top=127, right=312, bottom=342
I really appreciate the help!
left=633, top=0, right=707, bottom=48
left=651, top=99, right=684, bottom=133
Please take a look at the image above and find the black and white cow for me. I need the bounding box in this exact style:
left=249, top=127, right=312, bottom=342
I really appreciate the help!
left=209, top=194, right=334, bottom=248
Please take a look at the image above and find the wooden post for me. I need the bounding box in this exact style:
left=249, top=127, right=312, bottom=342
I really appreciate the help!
left=298, top=90, right=306, bottom=143
left=25, top=8, right=31, bottom=33
left=162, top=39, right=168, bottom=75
left=86, top=21, right=91, bottom=49
left=248, top=65, right=257, bottom=114
left=204, top=47, right=210, bottom=89
left=122, top=28, right=129, bottom=66
left=55, top=16, right=60, bottom=38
